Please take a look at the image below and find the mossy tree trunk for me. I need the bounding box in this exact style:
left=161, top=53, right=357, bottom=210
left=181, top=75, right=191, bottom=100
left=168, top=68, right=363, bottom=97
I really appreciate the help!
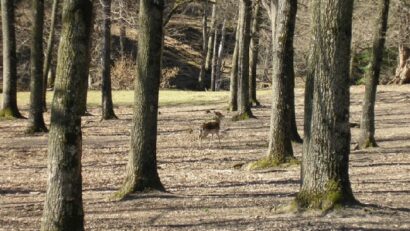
left=27, top=0, right=48, bottom=133
left=295, top=0, right=357, bottom=211
left=229, top=21, right=240, bottom=112
left=0, top=0, right=23, bottom=119
left=234, top=0, right=254, bottom=121
left=43, top=0, right=59, bottom=109
left=249, top=0, right=261, bottom=107
left=101, top=0, right=118, bottom=120
left=115, top=0, right=165, bottom=199
left=358, top=0, right=390, bottom=149
left=40, top=0, right=93, bottom=230
left=198, top=0, right=208, bottom=89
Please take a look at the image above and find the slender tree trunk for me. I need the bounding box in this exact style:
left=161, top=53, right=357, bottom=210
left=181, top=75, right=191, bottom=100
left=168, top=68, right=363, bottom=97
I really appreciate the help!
left=115, top=0, right=165, bottom=199
left=210, top=27, right=218, bottom=91
left=358, top=0, right=390, bottom=149
left=249, top=0, right=261, bottom=107
left=119, top=2, right=126, bottom=56
left=229, top=22, right=240, bottom=112
left=101, top=0, right=117, bottom=120
left=295, top=0, right=357, bottom=211
left=215, top=19, right=226, bottom=90
left=205, top=3, right=216, bottom=72
left=40, top=1, right=93, bottom=230
left=0, top=0, right=23, bottom=118
left=27, top=0, right=48, bottom=133
left=42, top=0, right=59, bottom=111
left=198, top=0, right=208, bottom=89
left=233, top=0, right=254, bottom=121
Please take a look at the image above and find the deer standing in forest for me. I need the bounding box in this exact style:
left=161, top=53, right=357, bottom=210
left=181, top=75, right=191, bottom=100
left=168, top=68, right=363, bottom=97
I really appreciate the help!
left=199, top=111, right=224, bottom=147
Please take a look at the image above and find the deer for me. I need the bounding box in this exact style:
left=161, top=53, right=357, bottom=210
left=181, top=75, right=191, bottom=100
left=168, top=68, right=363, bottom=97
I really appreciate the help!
left=199, top=111, right=224, bottom=147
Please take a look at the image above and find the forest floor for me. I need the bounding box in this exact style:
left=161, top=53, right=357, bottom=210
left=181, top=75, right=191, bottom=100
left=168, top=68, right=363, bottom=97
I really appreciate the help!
left=1, top=85, right=410, bottom=230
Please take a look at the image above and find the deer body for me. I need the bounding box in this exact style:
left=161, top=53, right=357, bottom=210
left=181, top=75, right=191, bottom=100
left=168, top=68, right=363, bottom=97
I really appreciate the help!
left=199, top=111, right=224, bottom=146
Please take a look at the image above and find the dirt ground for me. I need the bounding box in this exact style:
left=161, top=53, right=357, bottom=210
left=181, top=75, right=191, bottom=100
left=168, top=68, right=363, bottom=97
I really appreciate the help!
left=1, top=85, right=410, bottom=230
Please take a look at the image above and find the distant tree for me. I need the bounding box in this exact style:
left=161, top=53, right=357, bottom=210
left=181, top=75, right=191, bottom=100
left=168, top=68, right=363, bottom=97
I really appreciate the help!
left=198, top=0, right=209, bottom=89
left=205, top=3, right=217, bottom=74
left=249, top=0, right=261, bottom=107
left=210, top=27, right=219, bottom=91
left=357, top=0, right=390, bottom=149
left=101, top=0, right=118, bottom=120
left=27, top=0, right=48, bottom=133
left=229, top=21, right=239, bottom=112
left=0, top=0, right=23, bottom=119
left=115, top=0, right=165, bottom=199
left=41, top=0, right=93, bottom=230
left=215, top=19, right=227, bottom=90
left=295, top=0, right=357, bottom=210
left=233, top=0, right=254, bottom=121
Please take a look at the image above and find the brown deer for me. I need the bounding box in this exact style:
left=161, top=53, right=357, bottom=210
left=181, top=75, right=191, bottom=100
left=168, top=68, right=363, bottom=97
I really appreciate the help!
left=199, top=111, right=224, bottom=147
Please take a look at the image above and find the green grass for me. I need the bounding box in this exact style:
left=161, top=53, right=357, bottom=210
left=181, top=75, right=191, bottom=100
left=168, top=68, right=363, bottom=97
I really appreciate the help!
left=1, top=89, right=272, bottom=108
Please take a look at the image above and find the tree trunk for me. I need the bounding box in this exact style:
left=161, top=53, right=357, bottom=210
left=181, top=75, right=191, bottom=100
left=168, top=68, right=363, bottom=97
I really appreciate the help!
left=249, top=0, right=261, bottom=107
left=229, top=21, right=240, bottom=112
left=115, top=0, right=165, bottom=199
left=205, top=3, right=216, bottom=72
left=295, top=0, right=357, bottom=211
left=40, top=1, right=93, bottom=230
left=215, top=19, right=226, bottom=90
left=233, top=0, right=254, bottom=121
left=210, top=27, right=218, bottom=91
left=198, top=0, right=208, bottom=89
left=358, top=0, right=390, bottom=149
left=27, top=0, right=48, bottom=133
left=0, top=0, right=22, bottom=118
left=42, top=0, right=59, bottom=111
left=101, top=0, right=118, bottom=120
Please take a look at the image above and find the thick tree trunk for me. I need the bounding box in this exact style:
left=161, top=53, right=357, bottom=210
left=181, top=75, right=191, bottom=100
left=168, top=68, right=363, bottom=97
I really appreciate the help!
left=101, top=0, right=118, bottom=120
left=0, top=0, right=22, bottom=118
left=27, top=0, right=48, bottom=133
left=249, top=0, right=261, bottom=107
left=210, top=28, right=218, bottom=91
left=40, top=1, right=93, bottom=230
left=215, top=19, right=226, bottom=90
left=358, top=0, right=390, bottom=149
left=295, top=0, right=357, bottom=210
left=42, top=0, right=59, bottom=110
left=205, top=3, right=216, bottom=72
left=229, top=22, right=240, bottom=112
left=198, top=0, right=208, bottom=89
left=234, top=0, right=254, bottom=121
left=115, top=0, right=165, bottom=199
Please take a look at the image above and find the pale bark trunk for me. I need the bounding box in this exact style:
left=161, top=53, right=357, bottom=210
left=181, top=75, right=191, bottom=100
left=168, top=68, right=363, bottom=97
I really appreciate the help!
left=229, top=21, right=239, bottom=112
left=198, top=0, right=208, bottom=89
left=210, top=28, right=218, bottom=91
left=205, top=3, right=216, bottom=72
left=296, top=0, right=357, bottom=210
left=215, top=19, right=226, bottom=90
left=41, top=1, right=93, bottom=230
left=249, top=0, right=261, bottom=106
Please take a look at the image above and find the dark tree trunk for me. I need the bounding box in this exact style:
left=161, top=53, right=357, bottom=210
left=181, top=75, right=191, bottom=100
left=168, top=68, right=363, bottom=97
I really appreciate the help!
left=42, top=0, right=59, bottom=111
left=101, top=0, right=118, bottom=120
left=205, top=3, right=216, bottom=73
left=234, top=0, right=254, bottom=121
left=40, top=1, right=93, bottom=230
left=249, top=0, right=261, bottom=107
left=358, top=0, right=390, bottom=149
left=229, top=21, right=240, bottom=112
left=0, top=0, right=23, bottom=118
left=115, top=0, right=165, bottom=199
left=295, top=0, right=357, bottom=210
left=198, top=0, right=208, bottom=89
left=210, top=27, right=218, bottom=91
left=27, top=0, right=48, bottom=133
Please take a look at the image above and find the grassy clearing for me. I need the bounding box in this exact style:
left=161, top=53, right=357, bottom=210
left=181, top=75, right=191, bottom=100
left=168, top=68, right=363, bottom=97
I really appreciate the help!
left=2, top=90, right=272, bottom=108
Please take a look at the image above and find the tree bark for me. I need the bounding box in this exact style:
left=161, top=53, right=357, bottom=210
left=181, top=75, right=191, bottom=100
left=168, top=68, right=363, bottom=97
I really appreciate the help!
left=0, top=0, right=23, bottom=118
left=115, top=0, right=165, bottom=199
left=210, top=27, right=218, bottom=91
left=205, top=3, right=216, bottom=72
left=42, top=0, right=59, bottom=111
left=249, top=0, right=261, bottom=107
left=215, top=19, right=226, bottom=90
left=358, top=0, right=389, bottom=149
left=229, top=21, right=239, bottom=112
left=101, top=0, right=118, bottom=120
left=295, top=0, right=357, bottom=210
left=198, top=0, right=208, bottom=89
left=233, top=0, right=254, bottom=121
left=27, top=0, right=48, bottom=133
left=40, top=1, right=93, bottom=230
